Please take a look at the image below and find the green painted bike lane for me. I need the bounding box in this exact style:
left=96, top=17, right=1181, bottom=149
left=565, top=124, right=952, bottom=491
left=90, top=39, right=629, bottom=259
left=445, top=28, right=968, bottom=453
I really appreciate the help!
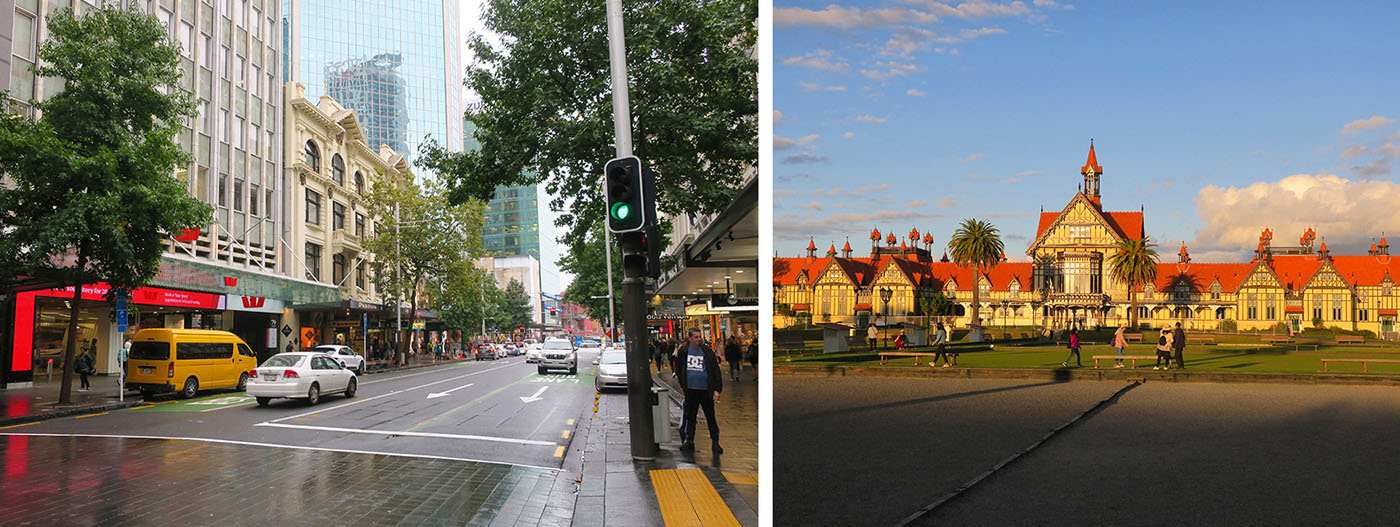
left=122, top=392, right=258, bottom=413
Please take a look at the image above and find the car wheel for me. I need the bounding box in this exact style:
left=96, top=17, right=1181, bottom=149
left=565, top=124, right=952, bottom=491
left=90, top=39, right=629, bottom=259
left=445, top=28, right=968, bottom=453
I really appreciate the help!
left=344, top=377, right=357, bottom=398
left=180, top=377, right=199, bottom=399
left=307, top=383, right=321, bottom=405
left=569, top=366, right=577, bottom=375
left=140, top=389, right=156, bottom=401
left=237, top=373, right=248, bottom=392
left=538, top=366, right=546, bottom=375
left=256, top=397, right=271, bottom=407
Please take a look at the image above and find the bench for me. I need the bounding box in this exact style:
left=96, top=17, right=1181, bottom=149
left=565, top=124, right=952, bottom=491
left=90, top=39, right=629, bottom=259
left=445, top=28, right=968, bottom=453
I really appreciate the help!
left=1092, top=355, right=1163, bottom=369
left=878, top=350, right=958, bottom=366
left=1335, top=335, right=1366, bottom=344
left=775, top=338, right=807, bottom=358
left=1260, top=335, right=1291, bottom=343
left=1125, top=333, right=1144, bottom=343
left=1321, top=358, right=1400, bottom=372
left=1257, top=335, right=1319, bottom=351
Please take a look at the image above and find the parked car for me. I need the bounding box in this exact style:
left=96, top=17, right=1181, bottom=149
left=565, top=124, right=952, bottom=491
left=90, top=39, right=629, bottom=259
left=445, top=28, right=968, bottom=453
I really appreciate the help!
left=578, top=339, right=603, bottom=351
left=594, top=349, right=628, bottom=392
left=475, top=345, right=499, bottom=361
left=506, top=344, right=524, bottom=357
left=538, top=338, right=578, bottom=375
left=311, top=345, right=366, bottom=374
left=525, top=343, right=544, bottom=363
left=247, top=352, right=357, bottom=406
left=126, top=329, right=258, bottom=400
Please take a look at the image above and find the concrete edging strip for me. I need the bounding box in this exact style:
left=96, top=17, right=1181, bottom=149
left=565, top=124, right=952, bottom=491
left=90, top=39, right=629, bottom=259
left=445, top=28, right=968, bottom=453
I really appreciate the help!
left=894, top=381, right=1143, bottom=526
left=773, top=364, right=1400, bottom=387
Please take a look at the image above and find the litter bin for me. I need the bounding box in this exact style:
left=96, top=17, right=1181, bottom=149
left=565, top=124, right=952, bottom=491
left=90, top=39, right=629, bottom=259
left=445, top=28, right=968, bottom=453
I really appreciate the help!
left=652, top=385, right=673, bottom=444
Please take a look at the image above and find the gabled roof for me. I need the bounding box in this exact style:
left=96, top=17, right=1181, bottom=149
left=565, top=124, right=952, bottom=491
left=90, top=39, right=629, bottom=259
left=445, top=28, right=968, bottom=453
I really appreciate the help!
left=1031, top=194, right=1144, bottom=246
left=1145, top=263, right=1253, bottom=293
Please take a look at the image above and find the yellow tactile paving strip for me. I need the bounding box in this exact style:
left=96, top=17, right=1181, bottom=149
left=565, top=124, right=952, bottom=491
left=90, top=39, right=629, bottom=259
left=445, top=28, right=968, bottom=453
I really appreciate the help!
left=721, top=471, right=758, bottom=486
left=651, top=468, right=741, bottom=527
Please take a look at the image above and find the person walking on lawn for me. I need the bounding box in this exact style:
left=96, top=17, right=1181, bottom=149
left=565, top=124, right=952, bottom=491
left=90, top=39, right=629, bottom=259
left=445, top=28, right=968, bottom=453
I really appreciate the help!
left=677, top=328, right=724, bottom=454
left=1112, top=324, right=1129, bottom=368
left=929, top=322, right=952, bottom=367
left=1061, top=327, right=1082, bottom=367
left=1172, top=322, right=1187, bottom=369
left=1155, top=326, right=1174, bottom=369
left=867, top=324, right=878, bottom=351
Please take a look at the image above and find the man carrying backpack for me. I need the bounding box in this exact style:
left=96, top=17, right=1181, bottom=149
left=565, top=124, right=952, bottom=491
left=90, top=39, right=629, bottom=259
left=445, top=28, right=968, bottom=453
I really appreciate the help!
left=1155, top=326, right=1174, bottom=370
left=1172, top=322, right=1187, bottom=369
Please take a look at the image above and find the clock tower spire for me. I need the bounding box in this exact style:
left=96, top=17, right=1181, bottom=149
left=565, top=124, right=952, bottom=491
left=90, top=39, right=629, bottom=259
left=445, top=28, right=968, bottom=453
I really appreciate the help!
left=1081, top=139, right=1102, bottom=205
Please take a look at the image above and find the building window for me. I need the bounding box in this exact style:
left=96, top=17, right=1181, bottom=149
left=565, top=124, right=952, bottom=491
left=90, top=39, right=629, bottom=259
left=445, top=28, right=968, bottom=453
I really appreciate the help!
left=218, top=174, right=228, bottom=207
left=1247, top=293, right=1257, bottom=320
left=355, top=213, right=365, bottom=237
left=304, top=243, right=321, bottom=281
left=356, top=263, right=365, bottom=290
left=1312, top=306, right=1323, bottom=322
left=249, top=184, right=259, bottom=216
left=1138, top=306, right=1149, bottom=320
left=304, top=140, right=320, bottom=172
left=1333, top=294, right=1344, bottom=320
left=332, top=202, right=345, bottom=230
left=1385, top=285, right=1393, bottom=296
left=332, top=254, right=346, bottom=284
left=1360, top=309, right=1370, bottom=322
left=331, top=154, right=345, bottom=186
left=305, top=189, right=320, bottom=225
left=355, top=171, right=364, bottom=194
left=232, top=178, right=244, bottom=212
left=265, top=189, right=274, bottom=219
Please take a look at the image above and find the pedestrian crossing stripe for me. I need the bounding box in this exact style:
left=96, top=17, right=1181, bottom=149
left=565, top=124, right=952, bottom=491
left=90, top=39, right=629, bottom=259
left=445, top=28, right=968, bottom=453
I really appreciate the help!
left=650, top=468, right=741, bottom=527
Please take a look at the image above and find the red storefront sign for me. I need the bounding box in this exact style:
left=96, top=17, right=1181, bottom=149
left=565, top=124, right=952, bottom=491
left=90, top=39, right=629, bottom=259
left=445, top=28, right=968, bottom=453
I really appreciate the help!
left=9, top=283, right=225, bottom=372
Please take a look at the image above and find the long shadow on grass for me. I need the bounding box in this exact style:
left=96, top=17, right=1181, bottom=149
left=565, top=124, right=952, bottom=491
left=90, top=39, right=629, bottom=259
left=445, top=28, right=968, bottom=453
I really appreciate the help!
left=779, top=380, right=1067, bottom=423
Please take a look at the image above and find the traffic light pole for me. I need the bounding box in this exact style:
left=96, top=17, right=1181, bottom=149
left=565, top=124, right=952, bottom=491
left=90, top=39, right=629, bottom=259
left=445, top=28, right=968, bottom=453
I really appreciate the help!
left=605, top=0, right=656, bottom=461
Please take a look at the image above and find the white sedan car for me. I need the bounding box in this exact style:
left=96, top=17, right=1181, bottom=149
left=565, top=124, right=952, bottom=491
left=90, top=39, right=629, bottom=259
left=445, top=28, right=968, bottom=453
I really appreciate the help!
left=312, top=345, right=366, bottom=373
left=525, top=343, right=544, bottom=363
left=594, top=349, right=628, bottom=392
left=248, top=352, right=357, bottom=406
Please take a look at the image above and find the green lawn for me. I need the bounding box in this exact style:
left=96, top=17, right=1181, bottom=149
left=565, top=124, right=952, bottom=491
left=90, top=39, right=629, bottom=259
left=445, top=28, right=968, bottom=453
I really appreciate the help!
left=778, top=342, right=1400, bottom=375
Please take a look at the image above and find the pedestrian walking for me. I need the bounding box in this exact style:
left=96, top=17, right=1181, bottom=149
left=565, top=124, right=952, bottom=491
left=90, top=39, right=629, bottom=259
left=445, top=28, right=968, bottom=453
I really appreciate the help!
left=867, top=324, right=878, bottom=351
left=285, top=340, right=294, bottom=354
left=1155, top=326, right=1174, bottom=369
left=1061, top=327, right=1082, bottom=367
left=677, top=328, right=723, bottom=454
left=745, top=338, right=758, bottom=376
left=929, top=322, right=951, bottom=367
left=724, top=336, right=743, bottom=381
left=1112, top=324, right=1128, bottom=368
left=1172, top=322, right=1187, bottom=369
left=75, top=346, right=96, bottom=391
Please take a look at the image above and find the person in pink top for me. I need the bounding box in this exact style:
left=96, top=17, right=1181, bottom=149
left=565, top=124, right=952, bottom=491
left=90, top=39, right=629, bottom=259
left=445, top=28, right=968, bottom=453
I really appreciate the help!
left=1061, top=327, right=1082, bottom=367
left=1112, top=324, right=1129, bottom=368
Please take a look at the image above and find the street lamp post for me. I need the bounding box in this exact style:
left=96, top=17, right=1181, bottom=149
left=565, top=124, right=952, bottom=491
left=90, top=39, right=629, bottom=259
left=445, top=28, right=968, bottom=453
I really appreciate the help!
left=879, top=287, right=893, bottom=349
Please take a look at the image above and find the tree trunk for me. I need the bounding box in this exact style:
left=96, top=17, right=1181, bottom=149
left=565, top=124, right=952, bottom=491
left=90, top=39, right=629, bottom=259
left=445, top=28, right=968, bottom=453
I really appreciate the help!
left=1129, top=287, right=1138, bottom=329
left=58, top=265, right=85, bottom=404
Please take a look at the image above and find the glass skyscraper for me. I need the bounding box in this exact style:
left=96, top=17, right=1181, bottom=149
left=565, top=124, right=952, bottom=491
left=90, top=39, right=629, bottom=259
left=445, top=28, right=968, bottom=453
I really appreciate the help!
left=465, top=116, right=562, bottom=298
left=282, top=0, right=461, bottom=165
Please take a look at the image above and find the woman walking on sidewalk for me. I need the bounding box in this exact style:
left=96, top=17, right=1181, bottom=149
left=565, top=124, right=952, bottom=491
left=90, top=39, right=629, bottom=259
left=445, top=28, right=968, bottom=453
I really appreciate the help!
left=1061, top=327, right=1082, bottom=367
left=1112, top=324, right=1128, bottom=368
left=724, top=337, right=742, bottom=381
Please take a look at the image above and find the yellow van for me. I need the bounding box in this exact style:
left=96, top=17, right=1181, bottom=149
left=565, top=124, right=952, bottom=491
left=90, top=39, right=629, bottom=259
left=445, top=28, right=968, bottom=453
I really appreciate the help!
left=126, top=329, right=259, bottom=400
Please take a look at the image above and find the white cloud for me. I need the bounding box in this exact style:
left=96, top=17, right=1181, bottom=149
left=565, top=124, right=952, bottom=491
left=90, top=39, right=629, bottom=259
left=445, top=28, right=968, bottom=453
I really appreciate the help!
left=1193, top=174, right=1400, bottom=258
left=935, top=194, right=964, bottom=208
left=774, top=6, right=939, bottom=29
left=1001, top=177, right=1022, bottom=184
left=775, top=189, right=797, bottom=196
left=776, top=133, right=820, bottom=151
left=1341, top=146, right=1370, bottom=158
left=1341, top=116, right=1395, bottom=135
left=907, top=88, right=928, bottom=96
left=1351, top=158, right=1392, bottom=179
left=781, top=50, right=851, bottom=74
left=909, top=200, right=928, bottom=208
left=784, top=153, right=829, bottom=165
left=797, top=202, right=823, bottom=211
left=860, top=61, right=923, bottom=81
left=848, top=184, right=890, bottom=197
left=843, top=131, right=857, bottom=139
left=773, top=110, right=784, bottom=127
left=811, top=188, right=845, bottom=196
left=1015, top=170, right=1042, bottom=176
left=1033, top=0, right=1072, bottom=8
left=959, top=27, right=1007, bottom=40
left=798, top=81, right=848, bottom=92
left=961, top=153, right=987, bottom=162
left=907, top=0, right=1032, bottom=18
left=853, top=114, right=889, bottom=123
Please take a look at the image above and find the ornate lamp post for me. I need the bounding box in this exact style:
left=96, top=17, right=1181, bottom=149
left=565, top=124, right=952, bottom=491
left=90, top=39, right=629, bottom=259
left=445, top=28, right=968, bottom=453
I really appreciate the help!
left=1000, top=299, right=1010, bottom=335
left=879, top=287, right=893, bottom=349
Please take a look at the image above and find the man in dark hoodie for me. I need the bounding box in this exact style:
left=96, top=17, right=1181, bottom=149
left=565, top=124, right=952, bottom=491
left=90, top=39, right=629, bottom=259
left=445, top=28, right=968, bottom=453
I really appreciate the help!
left=1172, top=322, right=1187, bottom=369
left=676, top=328, right=724, bottom=454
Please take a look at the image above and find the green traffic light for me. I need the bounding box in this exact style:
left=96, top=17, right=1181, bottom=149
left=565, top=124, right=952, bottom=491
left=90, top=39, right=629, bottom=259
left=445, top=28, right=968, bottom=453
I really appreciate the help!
left=611, top=202, right=631, bottom=221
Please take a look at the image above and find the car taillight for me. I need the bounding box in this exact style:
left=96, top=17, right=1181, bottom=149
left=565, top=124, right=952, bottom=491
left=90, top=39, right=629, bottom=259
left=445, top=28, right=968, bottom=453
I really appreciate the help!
left=248, top=369, right=258, bottom=377
left=168, top=362, right=175, bottom=378
left=283, top=369, right=299, bottom=378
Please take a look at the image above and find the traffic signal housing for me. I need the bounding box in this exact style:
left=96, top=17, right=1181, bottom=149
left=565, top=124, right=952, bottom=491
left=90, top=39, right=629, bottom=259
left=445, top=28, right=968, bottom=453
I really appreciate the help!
left=604, top=155, right=654, bottom=234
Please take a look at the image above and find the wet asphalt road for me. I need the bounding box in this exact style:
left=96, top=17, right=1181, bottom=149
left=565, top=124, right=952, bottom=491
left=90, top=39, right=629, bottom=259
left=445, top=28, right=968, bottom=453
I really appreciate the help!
left=8, top=351, right=601, bottom=470
left=777, top=376, right=1400, bottom=526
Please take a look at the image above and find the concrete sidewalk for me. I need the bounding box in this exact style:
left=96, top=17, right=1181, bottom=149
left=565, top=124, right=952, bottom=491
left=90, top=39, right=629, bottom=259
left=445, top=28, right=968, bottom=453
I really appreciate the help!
left=564, top=365, right=759, bottom=526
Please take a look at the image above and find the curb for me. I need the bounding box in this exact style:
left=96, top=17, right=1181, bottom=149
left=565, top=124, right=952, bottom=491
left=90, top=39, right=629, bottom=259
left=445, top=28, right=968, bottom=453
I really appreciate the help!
left=0, top=400, right=146, bottom=429
left=773, top=364, right=1400, bottom=387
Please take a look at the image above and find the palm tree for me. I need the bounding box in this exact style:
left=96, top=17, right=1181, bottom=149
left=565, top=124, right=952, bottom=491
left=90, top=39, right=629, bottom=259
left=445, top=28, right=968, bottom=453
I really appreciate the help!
left=1107, top=237, right=1160, bottom=329
left=948, top=219, right=1005, bottom=334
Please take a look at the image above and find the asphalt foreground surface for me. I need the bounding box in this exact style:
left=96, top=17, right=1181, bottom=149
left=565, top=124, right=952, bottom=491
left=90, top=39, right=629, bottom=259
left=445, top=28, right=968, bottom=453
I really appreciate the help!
left=776, top=376, right=1400, bottom=526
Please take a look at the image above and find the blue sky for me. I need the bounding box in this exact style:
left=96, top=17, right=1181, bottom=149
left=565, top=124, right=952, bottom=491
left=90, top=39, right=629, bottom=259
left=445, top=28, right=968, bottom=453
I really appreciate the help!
left=773, top=1, right=1400, bottom=262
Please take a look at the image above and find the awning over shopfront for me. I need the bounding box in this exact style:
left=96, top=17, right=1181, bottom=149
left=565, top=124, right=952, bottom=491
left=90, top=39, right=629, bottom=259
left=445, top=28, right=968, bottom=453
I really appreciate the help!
left=656, top=177, right=757, bottom=297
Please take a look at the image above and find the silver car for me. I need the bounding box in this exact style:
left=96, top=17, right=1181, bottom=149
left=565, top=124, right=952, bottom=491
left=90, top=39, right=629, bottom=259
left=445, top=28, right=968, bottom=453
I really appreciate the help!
left=594, top=349, right=627, bottom=392
left=537, top=338, right=577, bottom=375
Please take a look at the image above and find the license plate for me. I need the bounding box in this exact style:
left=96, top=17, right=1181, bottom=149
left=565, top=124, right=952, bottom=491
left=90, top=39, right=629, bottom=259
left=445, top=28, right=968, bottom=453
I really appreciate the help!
left=262, top=375, right=277, bottom=381
left=140, top=367, right=153, bottom=374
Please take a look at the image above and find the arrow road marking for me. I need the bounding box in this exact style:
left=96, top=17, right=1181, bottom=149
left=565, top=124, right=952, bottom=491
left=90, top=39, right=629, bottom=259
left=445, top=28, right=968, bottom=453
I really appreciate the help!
left=520, top=386, right=548, bottom=404
left=426, top=383, right=474, bottom=400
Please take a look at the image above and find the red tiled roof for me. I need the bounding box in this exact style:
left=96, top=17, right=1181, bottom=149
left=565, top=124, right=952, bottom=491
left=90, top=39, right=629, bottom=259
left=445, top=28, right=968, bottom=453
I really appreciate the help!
left=1146, top=263, right=1253, bottom=292
left=853, top=303, right=872, bottom=310
left=843, top=240, right=852, bottom=252
left=1082, top=143, right=1102, bottom=174
left=806, top=239, right=816, bottom=251
left=1285, top=306, right=1304, bottom=313
left=1034, top=210, right=1144, bottom=242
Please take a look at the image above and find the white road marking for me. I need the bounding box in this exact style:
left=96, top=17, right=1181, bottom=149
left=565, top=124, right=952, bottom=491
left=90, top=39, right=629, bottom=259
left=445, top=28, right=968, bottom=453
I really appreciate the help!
left=0, top=432, right=562, bottom=472
left=267, top=362, right=518, bottom=423
left=253, top=422, right=557, bottom=446
left=520, top=386, right=549, bottom=403
left=426, top=383, right=475, bottom=399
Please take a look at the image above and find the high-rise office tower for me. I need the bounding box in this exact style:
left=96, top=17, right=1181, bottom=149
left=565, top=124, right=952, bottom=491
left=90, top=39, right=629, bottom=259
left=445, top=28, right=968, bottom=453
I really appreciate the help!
left=282, top=0, right=462, bottom=167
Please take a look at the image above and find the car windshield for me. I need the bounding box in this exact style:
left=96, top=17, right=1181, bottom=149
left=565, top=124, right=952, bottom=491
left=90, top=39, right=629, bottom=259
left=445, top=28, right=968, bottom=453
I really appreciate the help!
left=262, top=354, right=304, bottom=367
left=312, top=346, right=341, bottom=353
left=600, top=351, right=627, bottom=365
left=544, top=341, right=572, bottom=350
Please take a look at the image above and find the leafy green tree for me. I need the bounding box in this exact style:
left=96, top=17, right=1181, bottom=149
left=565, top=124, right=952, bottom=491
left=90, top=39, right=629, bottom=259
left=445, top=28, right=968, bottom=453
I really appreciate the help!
left=947, top=219, right=1005, bottom=333
left=0, top=5, right=212, bottom=404
left=1107, top=237, right=1160, bottom=329
left=417, top=0, right=757, bottom=250
left=561, top=223, right=623, bottom=333
left=499, top=278, right=535, bottom=331
left=435, top=264, right=497, bottom=339
left=361, top=174, right=485, bottom=363
left=920, top=291, right=954, bottom=317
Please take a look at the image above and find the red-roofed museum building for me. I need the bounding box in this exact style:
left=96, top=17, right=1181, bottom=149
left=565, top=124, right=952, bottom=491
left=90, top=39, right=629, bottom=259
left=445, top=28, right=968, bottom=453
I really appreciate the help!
left=774, top=145, right=1400, bottom=337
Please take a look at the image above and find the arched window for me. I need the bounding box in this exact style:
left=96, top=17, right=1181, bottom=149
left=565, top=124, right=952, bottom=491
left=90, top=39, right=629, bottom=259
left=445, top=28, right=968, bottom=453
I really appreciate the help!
left=304, top=140, right=320, bottom=172
left=354, top=171, right=364, bottom=195
left=331, top=154, right=345, bottom=186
